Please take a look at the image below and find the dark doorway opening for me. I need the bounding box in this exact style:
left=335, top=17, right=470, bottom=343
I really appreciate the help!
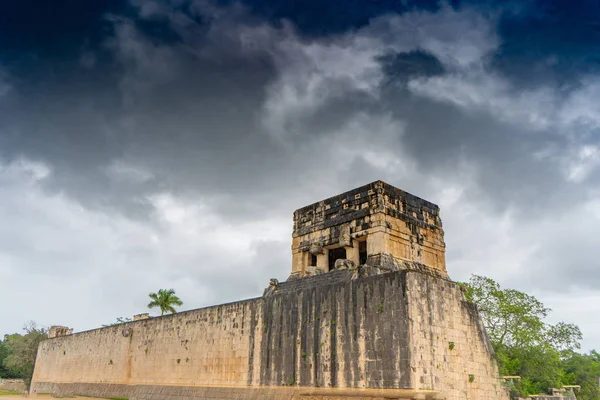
left=359, top=240, right=367, bottom=265
left=310, top=254, right=317, bottom=266
left=328, top=247, right=347, bottom=271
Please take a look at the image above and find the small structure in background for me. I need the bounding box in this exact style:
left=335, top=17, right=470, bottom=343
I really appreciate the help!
left=503, top=375, right=521, bottom=383
left=503, top=377, right=580, bottom=399
left=552, top=385, right=580, bottom=395
left=516, top=385, right=580, bottom=399
left=48, top=325, right=72, bottom=338
left=133, top=313, right=150, bottom=321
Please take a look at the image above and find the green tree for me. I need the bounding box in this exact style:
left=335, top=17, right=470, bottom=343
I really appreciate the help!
left=2, top=322, right=48, bottom=389
left=459, top=275, right=581, bottom=351
left=547, top=322, right=584, bottom=352
left=497, top=344, right=563, bottom=396
left=459, top=275, right=583, bottom=397
left=561, top=350, right=600, bottom=400
left=0, top=338, right=17, bottom=378
left=147, top=289, right=183, bottom=316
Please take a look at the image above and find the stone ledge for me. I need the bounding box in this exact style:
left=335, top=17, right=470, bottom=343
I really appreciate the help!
left=273, top=261, right=448, bottom=298
left=30, top=382, right=442, bottom=400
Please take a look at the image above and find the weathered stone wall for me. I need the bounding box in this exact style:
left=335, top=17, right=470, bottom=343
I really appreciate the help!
left=406, top=273, right=508, bottom=399
left=293, top=182, right=442, bottom=238
left=258, top=270, right=412, bottom=389
left=0, top=378, right=26, bottom=393
left=31, top=270, right=507, bottom=399
left=32, top=298, right=261, bottom=388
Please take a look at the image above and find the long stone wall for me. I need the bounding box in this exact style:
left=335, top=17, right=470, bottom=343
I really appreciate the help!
left=32, top=298, right=260, bottom=387
left=31, top=269, right=508, bottom=399
left=0, top=378, right=27, bottom=393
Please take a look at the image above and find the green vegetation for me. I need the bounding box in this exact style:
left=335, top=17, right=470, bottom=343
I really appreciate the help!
left=561, top=351, right=600, bottom=400
left=147, top=288, right=183, bottom=316
left=0, top=389, right=22, bottom=395
left=0, top=322, right=48, bottom=390
left=0, top=337, right=13, bottom=379
left=460, top=275, right=600, bottom=399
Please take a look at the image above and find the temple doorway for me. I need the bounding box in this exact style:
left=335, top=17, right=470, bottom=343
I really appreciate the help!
left=328, top=247, right=347, bottom=271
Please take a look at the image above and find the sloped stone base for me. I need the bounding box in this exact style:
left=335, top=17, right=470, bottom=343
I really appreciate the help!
left=31, top=382, right=441, bottom=400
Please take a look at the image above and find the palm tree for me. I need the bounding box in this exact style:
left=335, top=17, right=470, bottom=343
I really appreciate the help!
left=147, top=289, right=183, bottom=316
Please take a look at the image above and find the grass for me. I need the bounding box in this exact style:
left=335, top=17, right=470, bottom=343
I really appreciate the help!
left=0, top=389, right=23, bottom=395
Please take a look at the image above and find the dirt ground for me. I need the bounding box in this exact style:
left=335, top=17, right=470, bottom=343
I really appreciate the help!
left=0, top=396, right=111, bottom=399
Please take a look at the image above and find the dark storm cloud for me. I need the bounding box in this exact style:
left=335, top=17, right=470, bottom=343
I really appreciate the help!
left=0, top=0, right=594, bottom=263
left=1, top=6, right=284, bottom=218
left=1, top=0, right=600, bottom=349
left=0, top=0, right=575, bottom=213
left=380, top=50, right=445, bottom=83
left=492, top=0, right=600, bottom=88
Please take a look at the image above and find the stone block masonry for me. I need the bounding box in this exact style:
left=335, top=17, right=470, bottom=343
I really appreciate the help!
left=0, top=379, right=27, bottom=393
left=291, top=181, right=447, bottom=277
left=31, top=268, right=508, bottom=399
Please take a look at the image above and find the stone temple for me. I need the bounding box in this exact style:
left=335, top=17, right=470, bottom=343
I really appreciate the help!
left=291, top=180, right=446, bottom=278
left=31, top=181, right=509, bottom=400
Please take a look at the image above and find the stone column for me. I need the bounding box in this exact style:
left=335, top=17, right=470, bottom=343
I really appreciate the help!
left=317, top=251, right=328, bottom=271
left=368, top=229, right=388, bottom=255
left=346, top=242, right=360, bottom=265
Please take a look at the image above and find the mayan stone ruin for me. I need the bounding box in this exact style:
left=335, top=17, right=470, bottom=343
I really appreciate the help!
left=30, top=180, right=509, bottom=400
left=291, top=180, right=446, bottom=278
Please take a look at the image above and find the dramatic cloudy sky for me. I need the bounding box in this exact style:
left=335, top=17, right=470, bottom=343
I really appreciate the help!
left=0, top=0, right=599, bottom=350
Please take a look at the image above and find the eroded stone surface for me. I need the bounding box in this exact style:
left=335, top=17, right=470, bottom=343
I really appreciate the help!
left=48, top=326, right=72, bottom=339
left=133, top=314, right=150, bottom=321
